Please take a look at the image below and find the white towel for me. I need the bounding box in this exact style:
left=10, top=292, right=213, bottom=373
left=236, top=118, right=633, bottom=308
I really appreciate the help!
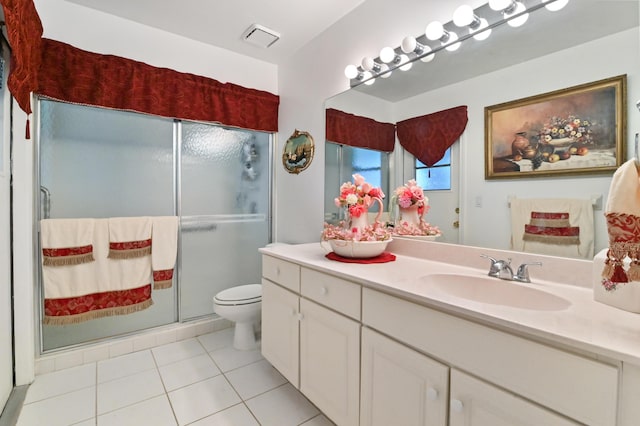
left=42, top=218, right=153, bottom=325
left=107, top=216, right=152, bottom=259
left=510, top=198, right=594, bottom=259
left=151, top=216, right=179, bottom=289
left=40, top=218, right=95, bottom=266
left=602, top=159, right=640, bottom=283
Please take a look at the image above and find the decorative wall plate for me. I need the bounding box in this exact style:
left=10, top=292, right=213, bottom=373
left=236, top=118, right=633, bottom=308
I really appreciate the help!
left=282, top=129, right=314, bottom=174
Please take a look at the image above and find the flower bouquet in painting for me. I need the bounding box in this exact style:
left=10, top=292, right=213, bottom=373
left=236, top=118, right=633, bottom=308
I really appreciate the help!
left=389, top=179, right=441, bottom=239
left=321, top=174, right=392, bottom=258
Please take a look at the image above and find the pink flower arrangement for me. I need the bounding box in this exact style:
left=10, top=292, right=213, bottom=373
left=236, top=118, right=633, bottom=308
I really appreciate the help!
left=334, top=174, right=385, bottom=218
left=392, top=179, right=429, bottom=216
left=321, top=221, right=391, bottom=242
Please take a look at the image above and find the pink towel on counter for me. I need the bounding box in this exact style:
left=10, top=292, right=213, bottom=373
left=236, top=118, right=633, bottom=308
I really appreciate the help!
left=151, top=216, right=179, bottom=289
left=602, top=159, right=640, bottom=289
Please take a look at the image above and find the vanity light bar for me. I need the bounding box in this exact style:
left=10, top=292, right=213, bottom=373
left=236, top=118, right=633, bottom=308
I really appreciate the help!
left=344, top=0, right=569, bottom=87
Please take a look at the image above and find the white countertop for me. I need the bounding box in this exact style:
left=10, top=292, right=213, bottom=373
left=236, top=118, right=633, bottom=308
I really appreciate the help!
left=260, top=241, right=640, bottom=366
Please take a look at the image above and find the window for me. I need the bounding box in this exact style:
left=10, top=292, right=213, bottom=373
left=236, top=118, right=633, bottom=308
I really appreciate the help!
left=416, top=147, right=451, bottom=191
left=324, top=143, right=390, bottom=223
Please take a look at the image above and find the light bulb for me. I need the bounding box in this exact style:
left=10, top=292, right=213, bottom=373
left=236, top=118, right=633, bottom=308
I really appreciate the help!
left=361, top=57, right=374, bottom=71
left=543, top=0, right=569, bottom=12
left=489, top=0, right=513, bottom=11
left=420, top=46, right=435, bottom=63
left=506, top=1, right=528, bottom=27
left=344, top=64, right=358, bottom=79
left=453, top=5, right=475, bottom=27
left=363, top=71, right=375, bottom=85
left=425, top=21, right=445, bottom=41
left=379, top=47, right=396, bottom=63
left=398, top=54, right=412, bottom=71
left=472, top=18, right=492, bottom=41
left=401, top=36, right=417, bottom=54
left=379, top=63, right=392, bottom=78
left=444, top=31, right=461, bottom=51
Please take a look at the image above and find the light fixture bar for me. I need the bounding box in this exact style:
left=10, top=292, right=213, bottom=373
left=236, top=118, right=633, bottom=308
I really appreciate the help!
left=347, top=0, right=568, bottom=87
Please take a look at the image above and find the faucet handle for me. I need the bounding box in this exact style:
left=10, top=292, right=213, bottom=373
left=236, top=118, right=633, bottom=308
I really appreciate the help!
left=480, top=254, right=499, bottom=277
left=514, top=262, right=543, bottom=283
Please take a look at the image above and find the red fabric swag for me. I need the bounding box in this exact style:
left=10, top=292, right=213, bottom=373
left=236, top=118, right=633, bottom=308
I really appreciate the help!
left=326, top=108, right=395, bottom=152
left=38, top=39, right=279, bottom=132
left=0, top=0, right=43, bottom=115
left=396, top=106, right=468, bottom=167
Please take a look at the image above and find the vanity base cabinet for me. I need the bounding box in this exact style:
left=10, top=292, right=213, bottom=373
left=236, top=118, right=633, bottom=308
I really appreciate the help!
left=449, top=369, right=579, bottom=426
left=300, top=298, right=360, bottom=426
left=261, top=279, right=300, bottom=387
left=360, top=327, right=448, bottom=426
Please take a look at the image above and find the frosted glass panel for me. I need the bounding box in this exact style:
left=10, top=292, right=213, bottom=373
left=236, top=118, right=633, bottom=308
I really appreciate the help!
left=180, top=123, right=270, bottom=319
left=39, top=100, right=176, bottom=350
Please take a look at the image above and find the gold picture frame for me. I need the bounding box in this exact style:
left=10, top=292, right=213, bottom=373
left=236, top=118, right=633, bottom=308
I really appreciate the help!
left=282, top=129, right=315, bottom=174
left=485, top=75, right=626, bottom=179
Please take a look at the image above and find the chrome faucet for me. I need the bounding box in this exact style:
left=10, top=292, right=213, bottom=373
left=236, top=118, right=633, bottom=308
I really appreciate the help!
left=481, top=255, right=542, bottom=283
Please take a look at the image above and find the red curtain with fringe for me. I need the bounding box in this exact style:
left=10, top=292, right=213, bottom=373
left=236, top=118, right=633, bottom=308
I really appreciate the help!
left=326, top=108, right=395, bottom=152
left=396, top=106, right=468, bottom=167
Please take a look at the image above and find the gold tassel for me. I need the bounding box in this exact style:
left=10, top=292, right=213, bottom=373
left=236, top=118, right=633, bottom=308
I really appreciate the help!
left=108, top=246, right=151, bottom=260
left=43, top=299, right=153, bottom=325
left=43, top=253, right=95, bottom=267
left=627, top=261, right=640, bottom=282
left=602, top=262, right=614, bottom=279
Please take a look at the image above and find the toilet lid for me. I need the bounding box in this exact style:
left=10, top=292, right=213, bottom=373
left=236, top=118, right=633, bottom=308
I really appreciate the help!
left=214, top=284, right=262, bottom=305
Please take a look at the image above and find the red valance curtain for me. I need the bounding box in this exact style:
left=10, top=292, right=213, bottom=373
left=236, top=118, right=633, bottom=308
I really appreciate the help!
left=37, top=39, right=279, bottom=132
left=396, top=106, right=468, bottom=167
left=326, top=108, right=395, bottom=152
left=0, top=0, right=279, bottom=134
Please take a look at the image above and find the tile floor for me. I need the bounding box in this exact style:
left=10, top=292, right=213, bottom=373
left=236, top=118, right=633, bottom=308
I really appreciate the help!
left=15, top=328, right=335, bottom=426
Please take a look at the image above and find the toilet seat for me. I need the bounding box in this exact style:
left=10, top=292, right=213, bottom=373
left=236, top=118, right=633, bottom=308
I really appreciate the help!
left=214, top=284, right=262, bottom=306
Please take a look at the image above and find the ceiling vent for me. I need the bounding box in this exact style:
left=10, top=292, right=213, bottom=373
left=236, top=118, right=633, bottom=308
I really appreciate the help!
left=242, top=24, right=280, bottom=48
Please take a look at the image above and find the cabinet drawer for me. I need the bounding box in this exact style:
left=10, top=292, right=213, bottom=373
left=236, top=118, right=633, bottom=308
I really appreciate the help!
left=362, top=288, right=618, bottom=426
left=301, top=267, right=361, bottom=320
left=262, top=255, right=300, bottom=292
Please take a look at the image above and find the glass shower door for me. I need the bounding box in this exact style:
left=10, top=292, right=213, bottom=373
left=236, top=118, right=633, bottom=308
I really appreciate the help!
left=180, top=123, right=271, bottom=320
left=39, top=100, right=176, bottom=350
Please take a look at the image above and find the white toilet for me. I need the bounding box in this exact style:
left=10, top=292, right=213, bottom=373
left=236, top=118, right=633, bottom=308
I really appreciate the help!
left=213, top=284, right=262, bottom=350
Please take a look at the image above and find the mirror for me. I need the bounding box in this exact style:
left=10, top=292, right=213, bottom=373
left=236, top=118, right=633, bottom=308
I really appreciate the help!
left=325, top=0, right=640, bottom=258
left=283, top=129, right=315, bottom=174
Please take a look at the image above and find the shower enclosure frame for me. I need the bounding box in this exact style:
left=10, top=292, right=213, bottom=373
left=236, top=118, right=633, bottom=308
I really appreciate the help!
left=33, top=98, right=275, bottom=355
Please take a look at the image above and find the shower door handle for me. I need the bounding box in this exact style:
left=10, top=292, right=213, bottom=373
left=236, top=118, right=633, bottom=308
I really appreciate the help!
left=40, top=186, right=51, bottom=219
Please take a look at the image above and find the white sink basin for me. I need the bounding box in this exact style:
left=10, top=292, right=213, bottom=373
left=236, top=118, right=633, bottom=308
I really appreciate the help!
left=421, top=273, right=571, bottom=311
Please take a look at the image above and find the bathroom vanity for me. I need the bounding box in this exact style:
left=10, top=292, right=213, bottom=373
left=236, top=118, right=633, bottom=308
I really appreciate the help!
left=259, top=239, right=640, bottom=426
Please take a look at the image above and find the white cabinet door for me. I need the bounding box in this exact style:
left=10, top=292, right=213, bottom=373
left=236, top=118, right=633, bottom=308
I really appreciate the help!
left=360, top=328, right=448, bottom=426
left=449, top=369, right=579, bottom=426
left=261, top=279, right=300, bottom=387
left=300, top=298, right=360, bottom=426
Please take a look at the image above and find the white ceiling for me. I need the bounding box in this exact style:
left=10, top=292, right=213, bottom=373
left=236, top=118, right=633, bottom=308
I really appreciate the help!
left=64, top=0, right=371, bottom=64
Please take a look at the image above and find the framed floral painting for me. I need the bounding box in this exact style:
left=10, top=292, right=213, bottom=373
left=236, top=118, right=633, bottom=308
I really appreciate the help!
left=485, top=75, right=626, bottom=179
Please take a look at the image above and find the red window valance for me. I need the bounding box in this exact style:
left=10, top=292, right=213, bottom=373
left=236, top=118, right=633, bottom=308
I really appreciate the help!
left=396, top=106, right=468, bottom=167
left=0, top=0, right=279, bottom=134
left=37, top=39, right=279, bottom=132
left=326, top=108, right=395, bottom=152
